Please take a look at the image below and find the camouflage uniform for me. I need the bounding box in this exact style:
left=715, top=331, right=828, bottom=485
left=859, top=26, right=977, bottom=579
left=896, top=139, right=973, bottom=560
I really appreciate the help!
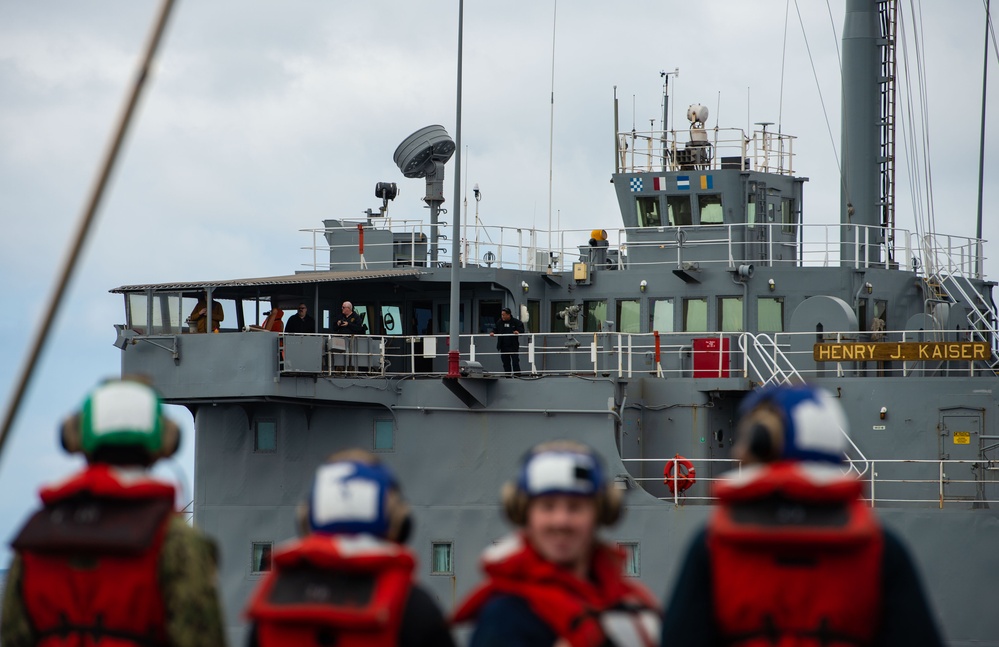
left=1, top=515, right=227, bottom=647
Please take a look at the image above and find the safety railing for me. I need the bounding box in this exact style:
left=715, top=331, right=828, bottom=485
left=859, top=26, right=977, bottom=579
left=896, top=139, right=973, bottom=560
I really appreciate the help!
left=615, top=127, right=796, bottom=176
left=301, top=221, right=986, bottom=279
left=621, top=457, right=999, bottom=508
left=272, top=327, right=998, bottom=381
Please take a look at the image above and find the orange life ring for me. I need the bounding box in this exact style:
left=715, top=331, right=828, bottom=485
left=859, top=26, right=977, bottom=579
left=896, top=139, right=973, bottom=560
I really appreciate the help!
left=663, top=454, right=696, bottom=494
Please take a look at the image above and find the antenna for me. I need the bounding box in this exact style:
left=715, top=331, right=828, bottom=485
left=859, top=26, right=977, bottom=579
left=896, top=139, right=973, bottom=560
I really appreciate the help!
left=393, top=125, right=456, bottom=264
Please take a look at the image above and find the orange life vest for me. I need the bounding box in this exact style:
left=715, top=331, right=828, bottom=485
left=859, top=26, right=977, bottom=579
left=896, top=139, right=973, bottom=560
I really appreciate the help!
left=13, top=465, right=176, bottom=647
left=246, top=533, right=415, bottom=647
left=453, top=534, right=660, bottom=647
left=708, top=462, right=884, bottom=646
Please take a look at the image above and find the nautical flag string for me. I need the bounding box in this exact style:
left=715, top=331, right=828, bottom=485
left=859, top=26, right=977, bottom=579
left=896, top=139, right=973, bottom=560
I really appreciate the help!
left=653, top=177, right=667, bottom=191
left=629, top=177, right=643, bottom=192
left=700, top=175, right=713, bottom=190
left=677, top=176, right=690, bottom=190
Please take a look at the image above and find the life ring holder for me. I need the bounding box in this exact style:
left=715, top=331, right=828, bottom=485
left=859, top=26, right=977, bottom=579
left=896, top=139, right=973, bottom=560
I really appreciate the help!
left=663, top=454, right=696, bottom=495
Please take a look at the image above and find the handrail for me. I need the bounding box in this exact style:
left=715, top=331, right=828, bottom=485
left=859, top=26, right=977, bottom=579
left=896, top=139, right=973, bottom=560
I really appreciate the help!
left=622, top=457, right=999, bottom=508
left=299, top=222, right=987, bottom=279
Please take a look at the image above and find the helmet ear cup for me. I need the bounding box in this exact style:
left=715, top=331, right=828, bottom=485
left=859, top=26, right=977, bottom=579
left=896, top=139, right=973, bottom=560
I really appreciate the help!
left=385, top=489, right=413, bottom=544
left=501, top=481, right=530, bottom=526
left=156, top=417, right=181, bottom=459
left=597, top=484, right=623, bottom=526
left=60, top=414, right=84, bottom=454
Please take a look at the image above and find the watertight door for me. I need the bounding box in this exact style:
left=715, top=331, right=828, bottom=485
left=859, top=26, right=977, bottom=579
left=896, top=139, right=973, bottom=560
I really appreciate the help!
left=939, top=413, right=982, bottom=501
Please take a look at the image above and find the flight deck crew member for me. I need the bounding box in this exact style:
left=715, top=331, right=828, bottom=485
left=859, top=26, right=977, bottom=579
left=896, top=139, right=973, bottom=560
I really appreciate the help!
left=453, top=440, right=660, bottom=647
left=333, top=301, right=365, bottom=334
left=1, top=378, right=227, bottom=647
left=489, top=307, right=525, bottom=375
left=245, top=449, right=455, bottom=647
left=661, top=384, right=945, bottom=647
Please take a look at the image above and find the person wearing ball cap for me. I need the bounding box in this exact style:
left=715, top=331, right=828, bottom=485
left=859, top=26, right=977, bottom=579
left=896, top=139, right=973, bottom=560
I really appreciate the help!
left=661, top=384, right=943, bottom=646
left=1, top=377, right=226, bottom=647
left=245, top=449, right=454, bottom=647
left=454, top=440, right=660, bottom=647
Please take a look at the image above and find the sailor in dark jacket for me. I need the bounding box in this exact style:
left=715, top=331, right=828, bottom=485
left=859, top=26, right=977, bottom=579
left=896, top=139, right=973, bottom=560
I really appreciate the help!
left=490, top=307, right=525, bottom=375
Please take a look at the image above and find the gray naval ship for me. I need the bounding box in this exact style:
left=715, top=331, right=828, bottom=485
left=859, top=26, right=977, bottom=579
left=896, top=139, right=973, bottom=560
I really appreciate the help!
left=110, top=1, right=998, bottom=644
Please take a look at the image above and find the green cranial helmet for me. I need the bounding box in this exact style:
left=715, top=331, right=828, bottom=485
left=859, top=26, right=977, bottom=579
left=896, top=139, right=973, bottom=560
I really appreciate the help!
left=79, top=380, right=165, bottom=455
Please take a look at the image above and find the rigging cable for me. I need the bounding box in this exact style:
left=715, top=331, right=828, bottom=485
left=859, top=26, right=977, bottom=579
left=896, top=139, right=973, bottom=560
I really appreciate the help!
left=0, top=0, right=177, bottom=468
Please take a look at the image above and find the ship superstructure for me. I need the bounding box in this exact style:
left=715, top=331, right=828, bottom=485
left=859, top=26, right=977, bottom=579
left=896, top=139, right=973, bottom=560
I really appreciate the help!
left=111, top=1, right=999, bottom=644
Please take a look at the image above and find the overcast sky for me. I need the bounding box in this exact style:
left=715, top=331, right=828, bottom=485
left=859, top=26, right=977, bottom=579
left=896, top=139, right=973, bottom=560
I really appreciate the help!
left=0, top=0, right=996, bottom=566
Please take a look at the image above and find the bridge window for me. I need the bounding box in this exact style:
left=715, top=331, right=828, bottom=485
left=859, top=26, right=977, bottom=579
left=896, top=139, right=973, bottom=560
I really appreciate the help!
left=747, top=194, right=757, bottom=226
left=667, top=195, right=692, bottom=226
left=650, top=298, right=675, bottom=333
left=718, top=297, right=743, bottom=332
left=782, top=197, right=797, bottom=234
left=437, top=303, right=466, bottom=334
left=380, top=305, right=402, bottom=335
left=617, top=300, right=640, bottom=333
left=583, top=300, right=607, bottom=332
left=757, top=297, right=784, bottom=333
left=635, top=196, right=662, bottom=227
left=683, top=298, right=708, bottom=332
left=526, top=300, right=541, bottom=333
left=698, top=194, right=724, bottom=224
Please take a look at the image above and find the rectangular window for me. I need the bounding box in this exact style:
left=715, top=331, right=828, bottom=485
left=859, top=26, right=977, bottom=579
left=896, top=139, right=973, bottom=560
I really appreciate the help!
left=757, top=297, right=784, bottom=333
left=683, top=298, right=708, bottom=332
left=251, top=542, right=273, bottom=574
left=782, top=197, right=796, bottom=234
left=718, top=297, right=743, bottom=332
left=635, top=196, right=662, bottom=227
left=380, top=305, right=402, bottom=335
left=127, top=293, right=148, bottom=332
left=254, top=419, right=277, bottom=453
left=437, top=303, right=466, bottom=334
left=616, top=300, right=641, bottom=333
left=698, top=194, right=724, bottom=224
left=618, top=542, right=640, bottom=577
left=650, top=298, right=674, bottom=333
left=747, top=194, right=757, bottom=226
left=583, top=300, right=608, bottom=332
left=374, top=419, right=394, bottom=451
left=526, top=300, right=541, bottom=333
left=323, top=309, right=332, bottom=331
left=666, top=195, right=692, bottom=226
left=551, top=300, right=574, bottom=333
left=353, top=305, right=369, bottom=333
left=431, top=542, right=453, bottom=575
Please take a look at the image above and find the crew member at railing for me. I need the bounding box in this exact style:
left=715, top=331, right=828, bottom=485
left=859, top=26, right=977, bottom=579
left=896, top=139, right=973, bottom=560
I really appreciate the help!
left=661, top=384, right=944, bottom=646
left=490, top=307, right=525, bottom=376
left=333, top=301, right=365, bottom=335
left=285, top=302, right=316, bottom=334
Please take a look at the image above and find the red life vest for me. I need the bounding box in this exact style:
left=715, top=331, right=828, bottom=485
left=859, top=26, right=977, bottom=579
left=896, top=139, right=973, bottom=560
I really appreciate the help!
left=708, top=462, right=884, bottom=646
left=453, top=534, right=661, bottom=647
left=246, top=533, right=416, bottom=647
left=12, top=464, right=177, bottom=647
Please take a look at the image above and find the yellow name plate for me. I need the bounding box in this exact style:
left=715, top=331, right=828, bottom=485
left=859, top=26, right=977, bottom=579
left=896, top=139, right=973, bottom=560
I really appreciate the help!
left=813, top=342, right=990, bottom=362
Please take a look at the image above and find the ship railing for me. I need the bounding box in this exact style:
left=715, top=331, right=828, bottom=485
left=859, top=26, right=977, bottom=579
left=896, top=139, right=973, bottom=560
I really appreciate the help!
left=616, top=127, right=796, bottom=176
left=622, top=457, right=999, bottom=508
left=276, top=328, right=998, bottom=380
left=301, top=220, right=986, bottom=277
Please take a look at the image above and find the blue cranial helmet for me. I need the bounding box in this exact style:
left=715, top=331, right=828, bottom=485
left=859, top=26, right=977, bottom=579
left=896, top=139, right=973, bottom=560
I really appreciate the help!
left=516, top=444, right=606, bottom=498
left=738, top=384, right=848, bottom=464
left=307, top=460, right=400, bottom=538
